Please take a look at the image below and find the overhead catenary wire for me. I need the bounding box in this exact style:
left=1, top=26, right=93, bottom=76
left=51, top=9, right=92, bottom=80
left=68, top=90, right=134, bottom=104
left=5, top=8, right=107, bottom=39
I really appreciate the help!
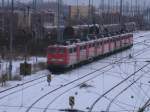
left=43, top=66, right=116, bottom=112
left=88, top=63, right=150, bottom=112
left=105, top=66, right=150, bottom=112
left=27, top=42, right=150, bottom=112
left=118, top=62, right=150, bottom=99
left=25, top=41, right=150, bottom=112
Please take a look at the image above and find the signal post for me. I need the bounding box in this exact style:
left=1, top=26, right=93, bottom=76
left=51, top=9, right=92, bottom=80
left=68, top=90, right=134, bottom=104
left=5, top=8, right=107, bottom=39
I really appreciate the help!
left=69, top=96, right=75, bottom=110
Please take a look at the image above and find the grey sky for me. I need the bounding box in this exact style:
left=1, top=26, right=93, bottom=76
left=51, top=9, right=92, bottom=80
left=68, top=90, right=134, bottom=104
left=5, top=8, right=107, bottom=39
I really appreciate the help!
left=60, top=0, right=150, bottom=8
left=7, top=0, right=150, bottom=8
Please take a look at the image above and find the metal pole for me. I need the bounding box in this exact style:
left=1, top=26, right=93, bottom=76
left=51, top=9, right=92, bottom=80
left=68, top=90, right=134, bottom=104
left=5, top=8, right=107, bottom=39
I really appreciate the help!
left=1, top=0, right=5, bottom=61
left=101, top=0, right=104, bottom=24
left=33, top=0, right=37, bottom=10
left=88, top=0, right=91, bottom=32
left=2, top=0, right=5, bottom=34
left=9, top=0, right=14, bottom=80
left=108, top=0, right=110, bottom=24
left=77, top=0, right=80, bottom=24
left=91, top=0, right=94, bottom=24
left=57, top=0, right=61, bottom=42
left=1, top=0, right=4, bottom=11
left=149, top=5, right=150, bottom=27
left=119, top=0, right=123, bottom=24
left=6, top=0, right=9, bottom=9
left=131, top=0, right=133, bottom=17
left=88, top=0, right=91, bottom=24
left=116, top=1, right=119, bottom=23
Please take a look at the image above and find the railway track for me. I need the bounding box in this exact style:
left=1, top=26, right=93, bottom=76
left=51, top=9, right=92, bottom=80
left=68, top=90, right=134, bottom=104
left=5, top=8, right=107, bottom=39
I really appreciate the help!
left=43, top=43, right=150, bottom=112
left=105, top=71, right=150, bottom=112
left=44, top=43, right=150, bottom=112
left=42, top=67, right=114, bottom=112
left=25, top=36, right=150, bottom=112
left=0, top=32, right=149, bottom=112
left=88, top=63, right=150, bottom=112
left=0, top=35, right=145, bottom=99
left=0, top=74, right=47, bottom=94
left=0, top=33, right=146, bottom=96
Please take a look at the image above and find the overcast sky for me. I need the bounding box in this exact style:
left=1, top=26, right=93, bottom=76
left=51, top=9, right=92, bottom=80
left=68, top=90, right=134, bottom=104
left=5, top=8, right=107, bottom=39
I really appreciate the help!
left=11, top=0, right=150, bottom=8
left=50, top=0, right=150, bottom=8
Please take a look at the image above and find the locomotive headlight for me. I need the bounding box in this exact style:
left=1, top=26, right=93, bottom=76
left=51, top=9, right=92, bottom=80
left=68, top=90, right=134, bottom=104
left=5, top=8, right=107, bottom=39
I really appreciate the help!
left=57, top=59, right=64, bottom=62
left=50, top=58, right=64, bottom=62
left=51, top=58, right=57, bottom=61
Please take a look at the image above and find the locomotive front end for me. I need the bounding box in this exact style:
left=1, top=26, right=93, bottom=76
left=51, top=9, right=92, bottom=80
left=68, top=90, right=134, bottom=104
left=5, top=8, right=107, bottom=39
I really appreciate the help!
left=47, top=46, right=68, bottom=70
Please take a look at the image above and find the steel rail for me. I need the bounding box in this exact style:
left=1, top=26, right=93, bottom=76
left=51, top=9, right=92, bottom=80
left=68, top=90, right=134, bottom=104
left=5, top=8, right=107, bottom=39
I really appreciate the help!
left=88, top=63, right=150, bottom=112
left=25, top=38, right=150, bottom=112
left=105, top=69, right=150, bottom=112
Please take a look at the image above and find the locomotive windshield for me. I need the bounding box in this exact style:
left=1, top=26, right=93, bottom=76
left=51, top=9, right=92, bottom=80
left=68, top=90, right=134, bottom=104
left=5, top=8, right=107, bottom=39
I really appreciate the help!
left=48, top=47, right=65, bottom=54
left=48, top=47, right=56, bottom=54
left=59, top=48, right=65, bottom=54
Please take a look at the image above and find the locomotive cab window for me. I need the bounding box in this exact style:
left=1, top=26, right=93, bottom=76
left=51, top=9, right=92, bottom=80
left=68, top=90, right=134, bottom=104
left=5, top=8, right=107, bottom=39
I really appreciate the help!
left=48, top=48, right=56, bottom=54
left=58, top=48, right=65, bottom=54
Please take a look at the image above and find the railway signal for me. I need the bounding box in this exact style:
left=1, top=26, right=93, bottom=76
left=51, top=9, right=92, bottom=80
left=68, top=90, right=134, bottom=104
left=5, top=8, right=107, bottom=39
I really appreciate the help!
left=47, top=73, right=52, bottom=86
left=69, top=96, right=75, bottom=109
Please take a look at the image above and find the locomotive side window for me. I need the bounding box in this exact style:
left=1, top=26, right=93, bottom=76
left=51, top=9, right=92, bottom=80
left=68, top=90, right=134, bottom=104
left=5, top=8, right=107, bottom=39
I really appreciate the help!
left=73, top=48, right=76, bottom=52
left=80, top=46, right=85, bottom=50
left=69, top=47, right=76, bottom=53
left=69, top=48, right=73, bottom=53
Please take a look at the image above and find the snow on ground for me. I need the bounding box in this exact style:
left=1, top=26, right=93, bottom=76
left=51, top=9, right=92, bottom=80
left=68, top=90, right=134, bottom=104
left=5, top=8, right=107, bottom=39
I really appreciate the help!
left=0, top=57, right=46, bottom=77
left=0, top=31, right=150, bottom=112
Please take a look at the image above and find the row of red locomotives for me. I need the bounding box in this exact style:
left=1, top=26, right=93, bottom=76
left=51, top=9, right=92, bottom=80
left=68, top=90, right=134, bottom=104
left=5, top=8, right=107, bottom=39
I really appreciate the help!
left=47, top=33, right=133, bottom=69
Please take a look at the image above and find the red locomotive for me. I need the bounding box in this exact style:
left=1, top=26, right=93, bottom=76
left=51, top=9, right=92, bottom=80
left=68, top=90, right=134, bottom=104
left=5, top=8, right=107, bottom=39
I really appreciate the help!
left=47, top=23, right=134, bottom=70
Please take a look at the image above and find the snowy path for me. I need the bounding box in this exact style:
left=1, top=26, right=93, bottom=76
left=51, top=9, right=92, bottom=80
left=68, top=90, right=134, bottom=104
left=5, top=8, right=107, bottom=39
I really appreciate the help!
left=0, top=31, right=150, bottom=112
